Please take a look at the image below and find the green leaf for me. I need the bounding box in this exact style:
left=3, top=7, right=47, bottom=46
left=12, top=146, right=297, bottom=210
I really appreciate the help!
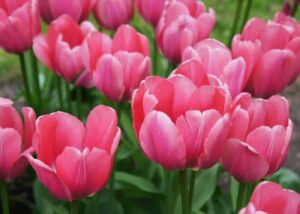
left=192, top=164, right=220, bottom=211
left=268, top=168, right=300, bottom=193
left=115, top=171, right=161, bottom=194
left=32, top=179, right=68, bottom=214
left=230, top=177, right=239, bottom=210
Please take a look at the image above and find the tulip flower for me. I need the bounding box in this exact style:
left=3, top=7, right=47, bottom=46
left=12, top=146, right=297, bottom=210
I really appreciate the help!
left=232, top=12, right=300, bottom=98
left=27, top=105, right=121, bottom=201
left=0, top=97, right=36, bottom=181
left=239, top=181, right=300, bottom=214
left=78, top=31, right=112, bottom=87
left=183, top=39, right=247, bottom=97
left=136, top=0, right=166, bottom=27
left=156, top=0, right=215, bottom=63
left=94, top=24, right=151, bottom=102
left=132, top=60, right=231, bottom=170
left=33, top=15, right=97, bottom=82
left=37, top=0, right=95, bottom=23
left=0, top=0, right=40, bottom=54
left=93, top=0, right=134, bottom=30
left=221, top=93, right=293, bottom=183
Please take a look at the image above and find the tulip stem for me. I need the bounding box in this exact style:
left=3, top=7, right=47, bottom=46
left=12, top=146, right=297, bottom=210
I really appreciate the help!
left=56, top=76, right=64, bottom=110
left=19, top=53, right=32, bottom=105
left=236, top=182, right=249, bottom=212
left=109, top=161, right=116, bottom=214
left=0, top=181, right=9, bottom=214
left=240, top=0, right=253, bottom=32
left=188, top=171, right=196, bottom=211
left=152, top=37, right=158, bottom=76
left=179, top=170, right=189, bottom=214
left=76, top=88, right=82, bottom=119
left=168, top=173, right=180, bottom=214
left=293, top=3, right=298, bottom=16
left=30, top=49, right=42, bottom=112
left=70, top=200, right=79, bottom=214
left=227, top=0, right=244, bottom=46
left=65, top=82, right=72, bottom=113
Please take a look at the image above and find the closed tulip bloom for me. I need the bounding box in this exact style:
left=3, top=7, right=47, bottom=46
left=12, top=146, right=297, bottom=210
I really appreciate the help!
left=93, top=0, right=134, bottom=30
left=0, top=0, right=40, bottom=54
left=221, top=93, right=293, bottom=183
left=27, top=105, right=121, bottom=201
left=33, top=15, right=96, bottom=82
left=94, top=25, right=151, bottom=102
left=132, top=61, right=231, bottom=170
left=239, top=181, right=300, bottom=214
left=232, top=12, right=300, bottom=98
left=37, top=0, right=95, bottom=23
left=78, top=31, right=112, bottom=87
left=0, top=97, right=36, bottom=181
left=183, top=39, right=247, bottom=97
left=136, top=0, right=166, bottom=27
left=156, top=0, right=215, bottom=63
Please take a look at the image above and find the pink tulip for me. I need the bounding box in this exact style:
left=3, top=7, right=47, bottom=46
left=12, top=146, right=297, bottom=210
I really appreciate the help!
left=33, top=15, right=96, bottom=82
left=78, top=31, right=112, bottom=87
left=37, top=0, right=95, bottom=24
left=232, top=12, right=300, bottom=98
left=183, top=39, right=247, bottom=97
left=135, top=0, right=166, bottom=27
left=0, top=97, right=36, bottom=181
left=93, top=0, right=134, bottom=30
left=27, top=105, right=121, bottom=201
left=132, top=60, right=231, bottom=170
left=0, top=0, right=40, bottom=54
left=93, top=24, right=151, bottom=102
left=221, top=93, right=293, bottom=183
left=156, top=0, right=215, bottom=63
left=239, top=181, right=300, bottom=214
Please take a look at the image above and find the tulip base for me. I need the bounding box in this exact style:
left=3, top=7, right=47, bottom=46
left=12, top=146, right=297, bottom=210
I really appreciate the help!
left=0, top=181, right=9, bottom=214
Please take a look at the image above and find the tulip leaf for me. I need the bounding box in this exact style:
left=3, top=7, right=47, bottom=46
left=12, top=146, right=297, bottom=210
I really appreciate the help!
left=32, top=179, right=68, bottom=214
left=192, top=164, right=220, bottom=211
left=230, top=177, right=239, bottom=210
left=115, top=171, right=161, bottom=194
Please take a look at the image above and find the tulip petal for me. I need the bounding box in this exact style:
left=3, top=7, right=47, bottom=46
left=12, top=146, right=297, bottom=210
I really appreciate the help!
left=241, top=18, right=266, bottom=42
left=265, top=95, right=289, bottom=127
left=0, top=128, right=21, bottom=181
left=0, top=102, right=23, bottom=136
left=221, top=139, right=269, bottom=182
left=21, top=107, right=36, bottom=149
left=139, top=111, right=186, bottom=170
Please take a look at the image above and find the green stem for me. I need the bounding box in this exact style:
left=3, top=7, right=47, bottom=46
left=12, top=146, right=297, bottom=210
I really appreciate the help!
left=166, top=62, right=177, bottom=77
left=0, top=181, right=9, bottom=214
left=152, top=37, right=158, bottom=76
left=30, top=49, right=42, bottom=111
left=293, top=3, right=298, bottom=16
left=109, top=161, right=116, bottom=214
left=236, top=182, right=249, bottom=212
left=168, top=173, right=180, bottom=214
left=240, top=0, right=253, bottom=32
left=70, top=200, right=79, bottom=214
left=227, top=0, right=244, bottom=46
left=19, top=53, right=32, bottom=105
left=56, top=76, right=64, bottom=110
left=76, top=88, right=82, bottom=119
left=65, top=81, right=72, bottom=113
left=179, top=170, right=189, bottom=214
left=188, top=171, right=196, bottom=211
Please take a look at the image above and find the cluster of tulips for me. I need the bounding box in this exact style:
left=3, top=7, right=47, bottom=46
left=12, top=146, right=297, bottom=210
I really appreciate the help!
left=0, top=0, right=300, bottom=213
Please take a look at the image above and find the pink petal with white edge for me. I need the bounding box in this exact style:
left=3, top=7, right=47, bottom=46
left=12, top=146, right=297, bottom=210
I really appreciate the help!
left=199, top=114, right=230, bottom=169
left=34, top=112, right=85, bottom=166
left=196, top=8, right=215, bottom=40
left=33, top=34, right=55, bottom=71
left=221, top=57, right=246, bottom=97
left=0, top=103, right=23, bottom=136
left=0, top=128, right=21, bottom=181
left=241, top=17, right=266, bottom=42
left=22, top=107, right=36, bottom=149
left=0, top=97, right=13, bottom=106
left=139, top=111, right=186, bottom=170
left=251, top=49, right=295, bottom=97
left=27, top=155, right=71, bottom=201
left=221, top=139, right=269, bottom=183
left=94, top=54, right=125, bottom=102
left=175, top=109, right=222, bottom=167
left=265, top=95, right=289, bottom=127
left=84, top=105, right=120, bottom=155
left=229, top=107, right=249, bottom=140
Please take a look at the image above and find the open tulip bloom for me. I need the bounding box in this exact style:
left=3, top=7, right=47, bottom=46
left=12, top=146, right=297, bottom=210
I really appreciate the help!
left=0, top=0, right=40, bottom=54
left=221, top=93, right=293, bottom=183
left=232, top=12, right=300, bottom=98
left=0, top=97, right=36, bottom=182
left=26, top=105, right=121, bottom=201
